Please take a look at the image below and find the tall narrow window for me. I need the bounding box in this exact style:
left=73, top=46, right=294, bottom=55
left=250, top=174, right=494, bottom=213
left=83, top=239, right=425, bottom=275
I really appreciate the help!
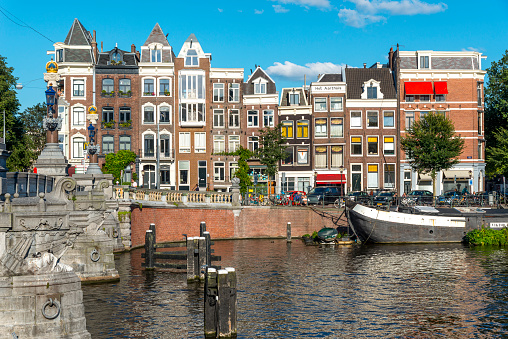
left=384, top=164, right=395, bottom=188
left=263, top=110, right=274, bottom=127
left=351, top=111, right=362, bottom=128
left=102, top=135, right=114, bottom=154
left=405, top=112, right=415, bottom=129
left=73, top=137, right=85, bottom=158
left=368, top=137, right=378, bottom=155
left=102, top=78, right=114, bottom=94
left=160, top=135, right=171, bottom=157
left=144, top=106, right=154, bottom=123
left=73, top=79, right=84, bottom=97
left=151, top=47, right=161, bottom=62
left=282, top=147, right=293, bottom=166
left=213, top=135, right=225, bottom=153
left=367, top=86, right=377, bottom=99
left=185, top=49, right=198, bottom=66
left=73, top=107, right=85, bottom=126
left=315, top=146, right=327, bottom=169
left=351, top=165, right=362, bottom=192
left=119, top=107, right=131, bottom=123
left=159, top=106, right=171, bottom=124
left=315, top=118, right=327, bottom=137
left=194, top=132, right=206, bottom=153
left=383, top=137, right=395, bottom=155
left=383, top=111, right=394, bottom=128
left=297, top=120, right=309, bottom=138
left=314, top=97, right=327, bottom=111
left=368, top=164, right=379, bottom=188
left=420, top=55, right=429, bottom=69
left=119, top=135, right=131, bottom=151
left=330, top=118, right=343, bottom=138
left=228, top=135, right=240, bottom=152
left=281, top=121, right=293, bottom=138
left=229, top=83, right=239, bottom=102
left=367, top=111, right=378, bottom=128
left=213, top=109, right=224, bottom=128
left=477, top=83, right=482, bottom=106
left=213, top=83, right=224, bottom=102
left=478, top=111, right=483, bottom=135
left=289, top=93, right=299, bottom=105
left=247, top=110, right=258, bottom=127
left=229, top=109, right=239, bottom=128
left=143, top=79, right=155, bottom=96
left=179, top=161, right=190, bottom=189
left=179, top=132, right=191, bottom=153
left=478, top=141, right=483, bottom=160
left=229, top=162, right=239, bottom=181
left=159, top=79, right=170, bottom=96
left=119, top=78, right=131, bottom=96
left=331, top=146, right=343, bottom=168
left=248, top=136, right=258, bottom=152
left=330, top=97, right=343, bottom=111
left=214, top=162, right=225, bottom=181
left=102, top=107, right=114, bottom=122
left=351, top=137, right=362, bottom=155
left=144, top=135, right=155, bottom=157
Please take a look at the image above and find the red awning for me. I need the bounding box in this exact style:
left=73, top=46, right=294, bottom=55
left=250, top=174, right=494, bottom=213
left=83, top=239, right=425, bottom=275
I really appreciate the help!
left=405, top=82, right=433, bottom=95
left=316, top=174, right=346, bottom=184
left=434, top=81, right=448, bottom=94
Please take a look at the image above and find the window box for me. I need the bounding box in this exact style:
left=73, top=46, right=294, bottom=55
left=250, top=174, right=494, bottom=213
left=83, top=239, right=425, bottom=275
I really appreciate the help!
left=144, top=92, right=155, bottom=96
left=101, top=90, right=115, bottom=97
left=102, top=120, right=116, bottom=129
left=118, top=90, right=132, bottom=98
left=119, top=120, right=132, bottom=129
left=159, top=90, right=171, bottom=96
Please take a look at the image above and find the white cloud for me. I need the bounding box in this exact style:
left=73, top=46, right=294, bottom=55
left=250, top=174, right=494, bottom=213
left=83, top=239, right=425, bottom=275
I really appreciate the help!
left=254, top=9, right=265, bottom=14
left=338, top=8, right=386, bottom=28
left=348, top=0, right=447, bottom=15
left=218, top=8, right=223, bottom=12
left=272, top=0, right=331, bottom=9
left=273, top=4, right=290, bottom=13
left=462, top=47, right=481, bottom=52
left=266, top=61, right=345, bottom=81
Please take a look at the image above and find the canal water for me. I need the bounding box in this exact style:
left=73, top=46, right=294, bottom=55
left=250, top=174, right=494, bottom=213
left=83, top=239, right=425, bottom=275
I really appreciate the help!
left=83, top=240, right=508, bottom=338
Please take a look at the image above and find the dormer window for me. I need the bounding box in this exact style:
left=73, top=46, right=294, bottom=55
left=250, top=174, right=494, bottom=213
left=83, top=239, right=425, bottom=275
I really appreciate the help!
left=185, top=49, right=198, bottom=66
left=151, top=47, right=161, bottom=63
left=111, top=52, right=121, bottom=63
left=56, top=49, right=63, bottom=62
left=361, top=80, right=383, bottom=100
left=289, top=93, right=299, bottom=105
left=367, top=85, right=377, bottom=99
left=255, top=82, right=266, bottom=94
left=419, top=55, right=429, bottom=69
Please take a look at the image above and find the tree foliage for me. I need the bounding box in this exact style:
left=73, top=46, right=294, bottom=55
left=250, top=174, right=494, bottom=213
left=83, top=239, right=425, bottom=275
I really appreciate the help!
left=7, top=103, right=46, bottom=172
left=103, top=150, right=137, bottom=183
left=230, top=146, right=253, bottom=193
left=0, top=55, right=21, bottom=149
left=485, top=50, right=508, bottom=177
left=401, top=112, right=465, bottom=194
left=255, top=122, right=287, bottom=178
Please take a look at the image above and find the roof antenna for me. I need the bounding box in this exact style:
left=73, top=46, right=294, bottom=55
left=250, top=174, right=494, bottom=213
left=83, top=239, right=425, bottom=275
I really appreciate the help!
left=250, top=69, right=252, bottom=74
left=165, top=33, right=169, bottom=38
left=190, top=39, right=193, bottom=48
left=116, top=42, right=118, bottom=48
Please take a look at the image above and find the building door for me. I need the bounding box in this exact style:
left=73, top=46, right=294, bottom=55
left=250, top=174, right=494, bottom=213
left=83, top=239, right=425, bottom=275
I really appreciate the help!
left=143, top=165, right=156, bottom=189
left=404, top=171, right=412, bottom=194
left=198, top=161, right=207, bottom=188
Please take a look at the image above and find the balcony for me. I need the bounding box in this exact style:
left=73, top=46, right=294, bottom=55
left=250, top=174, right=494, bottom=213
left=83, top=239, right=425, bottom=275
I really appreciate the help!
left=101, top=121, right=116, bottom=129
left=119, top=120, right=132, bottom=130
left=101, top=91, right=115, bottom=98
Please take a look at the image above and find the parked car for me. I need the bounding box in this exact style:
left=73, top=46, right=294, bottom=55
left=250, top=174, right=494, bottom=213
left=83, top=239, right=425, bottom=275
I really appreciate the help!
left=373, top=191, right=397, bottom=206
left=347, top=191, right=371, bottom=204
left=406, top=190, right=434, bottom=204
left=437, top=190, right=462, bottom=204
left=307, top=187, right=341, bottom=205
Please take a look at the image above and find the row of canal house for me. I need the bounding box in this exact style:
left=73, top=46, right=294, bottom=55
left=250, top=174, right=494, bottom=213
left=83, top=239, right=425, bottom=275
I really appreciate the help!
left=49, top=19, right=486, bottom=195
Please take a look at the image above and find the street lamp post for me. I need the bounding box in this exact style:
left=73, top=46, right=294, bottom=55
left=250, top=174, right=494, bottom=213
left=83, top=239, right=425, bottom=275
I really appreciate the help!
left=85, top=123, right=101, bottom=174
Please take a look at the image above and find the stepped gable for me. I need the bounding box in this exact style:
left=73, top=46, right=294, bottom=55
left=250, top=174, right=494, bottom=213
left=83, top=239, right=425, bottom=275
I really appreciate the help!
left=345, top=68, right=396, bottom=99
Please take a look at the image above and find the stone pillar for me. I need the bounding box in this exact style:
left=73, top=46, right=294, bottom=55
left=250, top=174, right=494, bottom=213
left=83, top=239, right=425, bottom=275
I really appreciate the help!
left=231, top=177, right=241, bottom=207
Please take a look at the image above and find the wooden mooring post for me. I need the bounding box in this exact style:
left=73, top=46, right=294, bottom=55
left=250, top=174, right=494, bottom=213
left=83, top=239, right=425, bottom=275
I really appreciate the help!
left=144, top=229, right=155, bottom=270
left=286, top=222, right=292, bottom=243
left=204, top=267, right=237, bottom=339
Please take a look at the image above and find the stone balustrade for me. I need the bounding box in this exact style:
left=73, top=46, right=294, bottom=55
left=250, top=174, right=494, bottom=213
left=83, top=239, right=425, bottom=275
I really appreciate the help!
left=113, top=186, right=236, bottom=207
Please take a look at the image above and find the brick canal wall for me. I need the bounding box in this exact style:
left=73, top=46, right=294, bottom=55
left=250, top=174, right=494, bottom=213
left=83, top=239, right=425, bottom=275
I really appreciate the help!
left=130, top=206, right=345, bottom=248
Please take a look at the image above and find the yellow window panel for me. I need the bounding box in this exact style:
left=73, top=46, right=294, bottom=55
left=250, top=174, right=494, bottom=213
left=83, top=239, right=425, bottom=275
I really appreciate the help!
left=368, top=164, right=378, bottom=172
left=384, top=137, right=394, bottom=142
left=368, top=137, right=378, bottom=143
left=351, top=137, right=361, bottom=143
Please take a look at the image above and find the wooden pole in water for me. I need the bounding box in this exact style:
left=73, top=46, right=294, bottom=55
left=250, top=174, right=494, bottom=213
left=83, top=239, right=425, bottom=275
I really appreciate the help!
left=204, top=268, right=218, bottom=338
left=149, top=223, right=156, bottom=240
left=287, top=222, right=292, bottom=243
left=187, top=237, right=196, bottom=282
left=145, top=230, right=155, bottom=270
left=217, top=269, right=231, bottom=338
left=198, top=237, right=206, bottom=281
left=226, top=267, right=237, bottom=337
left=193, top=237, right=200, bottom=280
left=203, top=231, right=211, bottom=267
left=200, top=221, right=206, bottom=237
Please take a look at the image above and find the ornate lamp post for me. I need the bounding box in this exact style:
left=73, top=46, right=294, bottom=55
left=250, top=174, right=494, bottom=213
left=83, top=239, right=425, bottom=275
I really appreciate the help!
left=85, top=123, right=102, bottom=174
left=34, top=58, right=68, bottom=177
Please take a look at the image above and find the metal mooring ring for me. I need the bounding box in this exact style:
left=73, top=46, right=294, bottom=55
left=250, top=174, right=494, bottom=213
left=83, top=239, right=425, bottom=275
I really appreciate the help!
left=42, top=298, right=60, bottom=320
left=90, top=249, right=100, bottom=262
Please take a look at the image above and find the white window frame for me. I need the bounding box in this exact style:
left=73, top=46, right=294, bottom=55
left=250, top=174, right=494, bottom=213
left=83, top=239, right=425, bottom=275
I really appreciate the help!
left=229, top=162, right=239, bottom=181
left=384, top=163, right=396, bottom=189
left=351, top=164, right=363, bottom=192
left=367, top=163, right=379, bottom=189
left=142, top=77, right=156, bottom=97
left=350, top=111, right=362, bottom=129
left=330, top=118, right=343, bottom=138
left=178, top=161, right=190, bottom=187
left=351, top=136, right=363, bottom=157
left=213, top=109, right=225, bottom=128
left=263, top=110, right=274, bottom=127
left=367, top=136, right=379, bottom=156
left=254, top=81, right=267, bottom=94
left=248, top=136, right=258, bottom=152
left=383, top=136, right=395, bottom=156
left=142, top=103, right=156, bottom=124
left=419, top=54, right=430, bottom=69
left=72, top=136, right=85, bottom=159
left=330, top=145, right=344, bottom=169
left=314, top=146, right=327, bottom=169
left=142, top=132, right=156, bottom=158
left=229, top=109, right=240, bottom=128
left=314, top=118, right=327, bottom=138
left=179, top=132, right=191, bottom=153
left=71, top=78, right=85, bottom=99
left=158, top=104, right=172, bottom=124
left=297, top=147, right=309, bottom=165
left=314, top=97, right=327, bottom=112
left=367, top=111, right=379, bottom=129
left=150, top=46, right=162, bottom=63
left=383, top=110, right=395, bottom=128
left=214, top=162, right=225, bottom=182
left=247, top=110, right=259, bottom=128
left=72, top=105, right=85, bottom=127
left=213, top=135, right=225, bottom=153
left=330, top=97, right=343, bottom=112
left=229, top=83, right=240, bottom=102
left=194, top=132, right=206, bottom=153
left=213, top=83, right=225, bottom=102
left=158, top=78, right=172, bottom=97
left=289, top=93, right=299, bottom=105
left=178, top=72, right=205, bottom=100
left=228, top=135, right=240, bottom=153
left=185, top=49, right=199, bottom=66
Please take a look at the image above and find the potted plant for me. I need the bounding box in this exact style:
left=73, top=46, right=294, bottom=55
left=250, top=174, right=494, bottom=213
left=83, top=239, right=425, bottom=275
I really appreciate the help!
left=104, top=120, right=116, bottom=128
left=164, top=90, right=170, bottom=96
left=119, top=120, right=132, bottom=128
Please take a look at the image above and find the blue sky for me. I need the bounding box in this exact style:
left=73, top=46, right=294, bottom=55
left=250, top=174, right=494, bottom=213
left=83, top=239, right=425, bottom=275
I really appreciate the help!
left=1, top=0, right=507, bottom=112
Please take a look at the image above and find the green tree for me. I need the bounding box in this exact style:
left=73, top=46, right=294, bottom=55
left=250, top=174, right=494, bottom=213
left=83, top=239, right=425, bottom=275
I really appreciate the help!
left=230, top=146, right=253, bottom=193
left=0, top=55, right=22, bottom=149
left=103, top=150, right=137, bottom=183
left=255, top=122, right=287, bottom=182
left=487, top=128, right=508, bottom=178
left=401, top=112, right=465, bottom=195
left=7, top=103, right=46, bottom=172
left=485, top=50, right=508, bottom=177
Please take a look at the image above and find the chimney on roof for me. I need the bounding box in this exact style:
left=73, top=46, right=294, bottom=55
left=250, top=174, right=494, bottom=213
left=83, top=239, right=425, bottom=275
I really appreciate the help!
left=91, top=30, right=98, bottom=63
left=101, top=41, right=103, bottom=53
left=389, top=47, right=394, bottom=70
left=363, top=63, right=367, bottom=68
left=131, top=44, right=136, bottom=53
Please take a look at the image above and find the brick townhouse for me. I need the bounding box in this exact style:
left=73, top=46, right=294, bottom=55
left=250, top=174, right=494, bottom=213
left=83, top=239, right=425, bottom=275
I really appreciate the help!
left=344, top=66, right=398, bottom=193
left=389, top=47, right=487, bottom=195
left=278, top=87, right=313, bottom=192
left=309, top=74, right=347, bottom=195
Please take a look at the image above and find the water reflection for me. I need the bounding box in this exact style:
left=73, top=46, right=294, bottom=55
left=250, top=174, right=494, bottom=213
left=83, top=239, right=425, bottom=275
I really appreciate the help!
left=83, top=240, right=508, bottom=338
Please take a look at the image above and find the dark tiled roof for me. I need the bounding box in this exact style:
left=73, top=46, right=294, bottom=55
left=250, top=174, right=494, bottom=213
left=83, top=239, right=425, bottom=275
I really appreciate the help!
left=186, top=33, right=198, bottom=43
left=345, top=68, right=396, bottom=99
left=280, top=88, right=307, bottom=106
left=97, top=49, right=138, bottom=66
left=400, top=57, right=417, bottom=69
left=64, top=19, right=91, bottom=46
left=319, top=74, right=342, bottom=82
left=63, top=48, right=92, bottom=63
left=143, top=23, right=170, bottom=46
left=431, top=57, right=475, bottom=70
left=243, top=67, right=276, bottom=95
